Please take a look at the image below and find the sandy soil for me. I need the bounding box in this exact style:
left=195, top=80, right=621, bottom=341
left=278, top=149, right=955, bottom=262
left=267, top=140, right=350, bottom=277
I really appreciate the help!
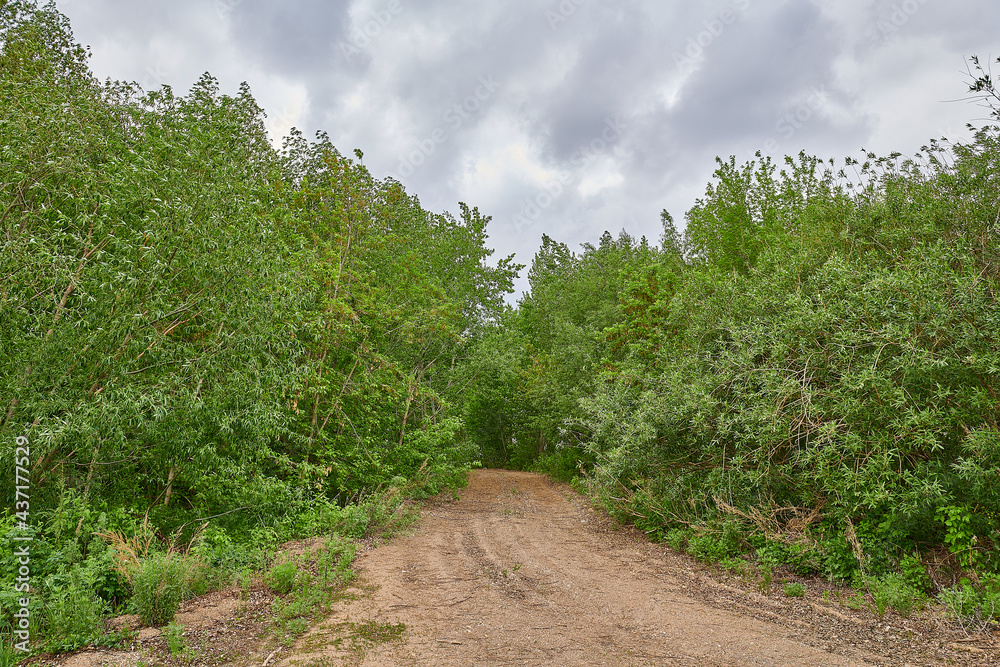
left=33, top=469, right=1000, bottom=666
left=276, top=470, right=905, bottom=666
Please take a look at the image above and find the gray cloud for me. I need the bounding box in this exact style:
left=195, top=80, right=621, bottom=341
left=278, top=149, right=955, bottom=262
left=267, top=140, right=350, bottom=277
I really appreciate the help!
left=58, top=0, right=999, bottom=297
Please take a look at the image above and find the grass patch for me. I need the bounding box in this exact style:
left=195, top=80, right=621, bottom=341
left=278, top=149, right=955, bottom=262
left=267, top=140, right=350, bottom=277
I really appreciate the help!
left=270, top=536, right=358, bottom=646
left=783, top=582, right=806, bottom=597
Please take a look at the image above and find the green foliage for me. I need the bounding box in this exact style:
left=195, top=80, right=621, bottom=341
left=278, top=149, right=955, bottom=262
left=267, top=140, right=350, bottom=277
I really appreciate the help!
left=164, top=622, right=189, bottom=658
left=868, top=572, right=925, bottom=618
left=560, top=128, right=1000, bottom=585
left=0, top=636, right=15, bottom=667
left=130, top=553, right=191, bottom=627
left=42, top=565, right=107, bottom=651
left=270, top=537, right=357, bottom=645
left=664, top=528, right=688, bottom=552
left=899, top=552, right=932, bottom=594
left=496, top=54, right=1000, bottom=598
left=530, top=446, right=592, bottom=483
left=265, top=561, right=300, bottom=596
left=937, top=575, right=1000, bottom=632
left=818, top=532, right=860, bottom=584
left=0, top=1, right=514, bottom=651
left=5, top=1, right=1000, bottom=650
left=783, top=582, right=805, bottom=597
left=937, top=506, right=980, bottom=569
left=686, top=524, right=743, bottom=563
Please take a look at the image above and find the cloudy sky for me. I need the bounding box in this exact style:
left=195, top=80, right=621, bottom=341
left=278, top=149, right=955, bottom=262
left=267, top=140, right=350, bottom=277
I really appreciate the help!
left=57, top=0, right=998, bottom=297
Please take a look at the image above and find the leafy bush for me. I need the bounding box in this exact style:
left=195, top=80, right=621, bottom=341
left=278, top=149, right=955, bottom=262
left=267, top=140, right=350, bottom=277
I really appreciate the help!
left=44, top=567, right=107, bottom=648
left=753, top=540, right=788, bottom=571
left=687, top=529, right=740, bottom=563
left=818, top=532, right=860, bottom=583
left=531, top=447, right=592, bottom=482
left=899, top=552, right=932, bottom=594
left=664, top=528, right=688, bottom=552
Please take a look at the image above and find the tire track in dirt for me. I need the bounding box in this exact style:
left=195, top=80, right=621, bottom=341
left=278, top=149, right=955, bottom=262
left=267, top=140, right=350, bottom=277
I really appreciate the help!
left=279, top=470, right=880, bottom=666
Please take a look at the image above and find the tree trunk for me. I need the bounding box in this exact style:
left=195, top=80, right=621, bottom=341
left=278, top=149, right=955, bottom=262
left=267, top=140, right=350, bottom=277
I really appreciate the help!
left=164, top=466, right=176, bottom=506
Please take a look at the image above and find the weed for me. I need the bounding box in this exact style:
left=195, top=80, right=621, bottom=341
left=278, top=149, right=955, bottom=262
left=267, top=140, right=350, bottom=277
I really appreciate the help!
left=664, top=528, right=687, bottom=551
left=758, top=566, right=773, bottom=594
left=236, top=568, right=253, bottom=599
left=937, top=576, right=1000, bottom=633
left=720, top=556, right=753, bottom=577
left=783, top=582, right=806, bottom=597
left=687, top=530, right=739, bottom=563
left=45, top=566, right=108, bottom=645
left=320, top=620, right=405, bottom=657
left=868, top=572, right=925, bottom=618
left=351, top=619, right=405, bottom=643
left=266, top=560, right=299, bottom=595
left=270, top=537, right=357, bottom=644
left=0, top=636, right=16, bottom=667
left=845, top=591, right=867, bottom=611
left=130, top=553, right=191, bottom=627
left=165, top=621, right=187, bottom=657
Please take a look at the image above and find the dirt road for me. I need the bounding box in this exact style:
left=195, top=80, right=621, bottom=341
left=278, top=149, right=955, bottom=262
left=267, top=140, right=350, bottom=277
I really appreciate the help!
left=280, top=470, right=886, bottom=666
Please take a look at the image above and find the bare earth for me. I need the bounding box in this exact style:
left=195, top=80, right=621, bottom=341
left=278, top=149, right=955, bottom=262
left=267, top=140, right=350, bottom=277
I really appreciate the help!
left=277, top=470, right=940, bottom=666
left=41, top=469, right=1000, bottom=666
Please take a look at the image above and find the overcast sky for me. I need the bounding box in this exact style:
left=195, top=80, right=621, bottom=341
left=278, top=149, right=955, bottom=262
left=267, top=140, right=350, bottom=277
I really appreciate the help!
left=57, top=0, right=999, bottom=297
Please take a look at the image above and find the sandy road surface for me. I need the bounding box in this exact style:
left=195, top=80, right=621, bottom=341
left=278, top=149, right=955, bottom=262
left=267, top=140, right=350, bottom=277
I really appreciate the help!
left=280, top=470, right=880, bottom=666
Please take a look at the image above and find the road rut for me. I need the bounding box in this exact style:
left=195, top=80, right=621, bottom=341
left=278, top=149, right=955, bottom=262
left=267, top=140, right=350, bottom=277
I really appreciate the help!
left=281, top=470, right=880, bottom=666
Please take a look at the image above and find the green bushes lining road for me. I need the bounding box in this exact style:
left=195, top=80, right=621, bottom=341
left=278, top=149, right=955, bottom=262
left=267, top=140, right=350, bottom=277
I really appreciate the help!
left=0, top=1, right=496, bottom=656
left=4, top=0, right=1000, bottom=653
left=485, top=65, right=1000, bottom=622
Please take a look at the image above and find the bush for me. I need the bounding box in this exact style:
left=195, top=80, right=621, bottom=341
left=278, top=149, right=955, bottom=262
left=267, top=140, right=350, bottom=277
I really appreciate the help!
left=265, top=561, right=300, bottom=595
left=664, top=528, right=688, bottom=551
left=531, top=447, right=590, bottom=483
left=937, top=575, right=1000, bottom=632
left=819, top=531, right=860, bottom=583
left=687, top=529, right=740, bottom=563
left=130, top=553, right=191, bottom=627
left=869, top=572, right=925, bottom=617
left=45, top=572, right=107, bottom=645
